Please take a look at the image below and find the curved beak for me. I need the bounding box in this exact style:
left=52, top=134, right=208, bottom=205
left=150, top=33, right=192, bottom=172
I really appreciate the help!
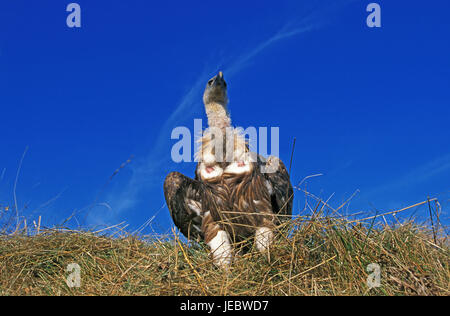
left=206, top=71, right=226, bottom=89
left=213, top=71, right=225, bottom=86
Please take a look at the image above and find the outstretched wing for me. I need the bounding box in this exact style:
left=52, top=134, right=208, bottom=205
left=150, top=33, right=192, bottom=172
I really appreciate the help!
left=163, top=171, right=204, bottom=241
left=259, top=156, right=293, bottom=220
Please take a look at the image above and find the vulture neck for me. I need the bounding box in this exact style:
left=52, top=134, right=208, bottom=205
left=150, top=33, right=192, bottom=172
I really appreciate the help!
left=204, top=102, right=231, bottom=130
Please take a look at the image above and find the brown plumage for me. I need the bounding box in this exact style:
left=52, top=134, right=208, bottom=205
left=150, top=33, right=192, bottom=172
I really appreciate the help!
left=163, top=71, right=293, bottom=268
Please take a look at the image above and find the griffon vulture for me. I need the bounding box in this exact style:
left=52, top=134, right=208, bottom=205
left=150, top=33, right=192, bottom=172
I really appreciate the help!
left=163, top=71, right=293, bottom=268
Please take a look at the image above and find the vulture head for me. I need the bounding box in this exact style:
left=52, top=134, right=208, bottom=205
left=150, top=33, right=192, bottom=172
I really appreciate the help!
left=203, top=71, right=228, bottom=106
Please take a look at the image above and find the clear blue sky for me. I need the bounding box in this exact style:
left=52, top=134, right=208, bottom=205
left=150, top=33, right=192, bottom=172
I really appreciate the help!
left=1, top=0, right=449, bottom=233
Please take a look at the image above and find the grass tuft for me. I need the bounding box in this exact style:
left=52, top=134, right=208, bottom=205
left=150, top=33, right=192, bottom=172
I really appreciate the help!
left=0, top=213, right=448, bottom=296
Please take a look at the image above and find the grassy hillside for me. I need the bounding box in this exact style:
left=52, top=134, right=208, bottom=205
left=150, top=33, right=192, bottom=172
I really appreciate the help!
left=0, top=212, right=448, bottom=296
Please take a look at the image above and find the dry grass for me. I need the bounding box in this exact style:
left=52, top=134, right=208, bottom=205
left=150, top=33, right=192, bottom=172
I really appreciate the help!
left=0, top=212, right=448, bottom=296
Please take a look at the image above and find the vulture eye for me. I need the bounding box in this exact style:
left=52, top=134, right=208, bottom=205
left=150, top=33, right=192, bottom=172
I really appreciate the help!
left=208, top=79, right=214, bottom=86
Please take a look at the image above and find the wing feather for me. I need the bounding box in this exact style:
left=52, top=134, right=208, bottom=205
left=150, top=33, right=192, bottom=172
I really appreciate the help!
left=163, top=171, right=204, bottom=241
left=259, top=155, right=293, bottom=220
